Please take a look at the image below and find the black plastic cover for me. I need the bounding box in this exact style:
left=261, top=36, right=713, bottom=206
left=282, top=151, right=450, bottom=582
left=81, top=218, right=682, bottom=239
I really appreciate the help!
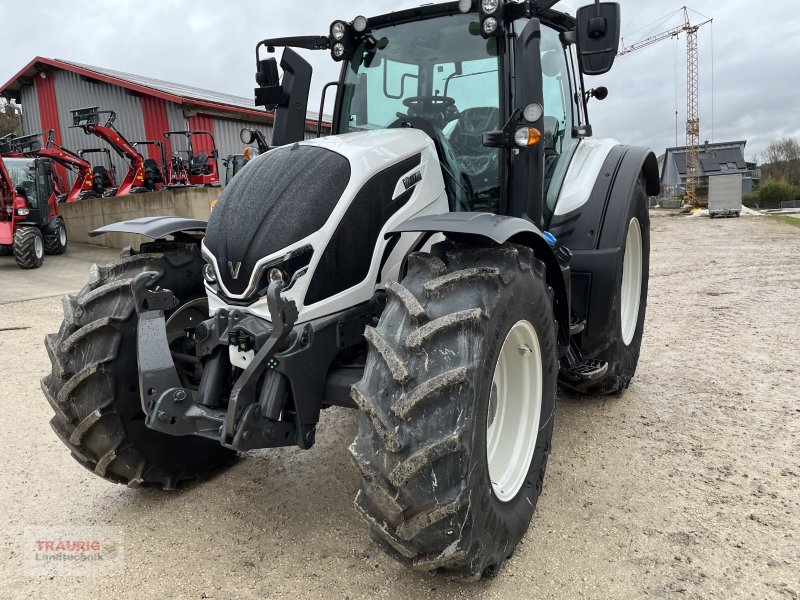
left=205, top=144, right=351, bottom=296
left=305, top=154, right=421, bottom=305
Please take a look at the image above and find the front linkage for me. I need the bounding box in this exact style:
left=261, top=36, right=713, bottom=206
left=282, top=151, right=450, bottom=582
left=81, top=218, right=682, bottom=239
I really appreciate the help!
left=133, top=270, right=371, bottom=451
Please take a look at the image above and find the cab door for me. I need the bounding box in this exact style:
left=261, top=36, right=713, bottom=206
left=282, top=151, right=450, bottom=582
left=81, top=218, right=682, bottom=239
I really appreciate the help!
left=31, top=159, right=56, bottom=225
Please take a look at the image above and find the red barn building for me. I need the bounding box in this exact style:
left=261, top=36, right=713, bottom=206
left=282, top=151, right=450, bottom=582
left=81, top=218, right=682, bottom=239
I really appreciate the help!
left=0, top=57, right=328, bottom=185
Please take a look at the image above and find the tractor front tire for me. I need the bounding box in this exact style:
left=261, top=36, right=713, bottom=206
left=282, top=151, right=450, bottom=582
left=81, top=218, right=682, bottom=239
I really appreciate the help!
left=41, top=243, right=235, bottom=489
left=14, top=226, right=45, bottom=269
left=44, top=218, right=68, bottom=255
left=351, top=242, right=557, bottom=579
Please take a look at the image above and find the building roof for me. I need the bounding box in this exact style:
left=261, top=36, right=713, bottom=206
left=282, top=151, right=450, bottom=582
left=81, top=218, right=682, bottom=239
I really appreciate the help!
left=0, top=56, right=330, bottom=127
left=664, top=141, right=748, bottom=178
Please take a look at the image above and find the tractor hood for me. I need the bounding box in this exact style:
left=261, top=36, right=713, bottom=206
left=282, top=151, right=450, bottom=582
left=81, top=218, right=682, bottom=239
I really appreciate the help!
left=203, top=128, right=441, bottom=300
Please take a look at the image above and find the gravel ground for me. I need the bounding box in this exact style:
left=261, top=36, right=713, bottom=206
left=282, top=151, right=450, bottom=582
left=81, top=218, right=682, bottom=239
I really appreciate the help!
left=0, top=213, right=797, bottom=599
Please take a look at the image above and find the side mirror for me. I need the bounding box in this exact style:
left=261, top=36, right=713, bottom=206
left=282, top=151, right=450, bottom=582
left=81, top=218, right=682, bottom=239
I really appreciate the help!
left=256, top=58, right=280, bottom=87
left=254, top=57, right=285, bottom=109
left=575, top=2, right=621, bottom=76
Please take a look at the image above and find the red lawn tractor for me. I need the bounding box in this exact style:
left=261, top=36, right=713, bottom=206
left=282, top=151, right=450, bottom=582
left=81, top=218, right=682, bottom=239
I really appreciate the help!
left=163, top=130, right=220, bottom=187
left=0, top=154, right=68, bottom=268
left=70, top=107, right=163, bottom=196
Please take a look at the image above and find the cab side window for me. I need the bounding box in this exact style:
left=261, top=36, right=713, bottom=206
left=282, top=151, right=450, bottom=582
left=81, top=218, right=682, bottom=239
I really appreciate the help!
left=540, top=26, right=579, bottom=215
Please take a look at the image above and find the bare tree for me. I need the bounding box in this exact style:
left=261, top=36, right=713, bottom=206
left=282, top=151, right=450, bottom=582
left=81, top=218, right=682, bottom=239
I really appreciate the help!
left=0, top=98, right=23, bottom=138
left=761, top=137, right=800, bottom=186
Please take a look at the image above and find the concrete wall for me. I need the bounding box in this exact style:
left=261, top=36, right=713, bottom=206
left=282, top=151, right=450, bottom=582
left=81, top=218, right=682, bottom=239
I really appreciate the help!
left=60, top=187, right=220, bottom=250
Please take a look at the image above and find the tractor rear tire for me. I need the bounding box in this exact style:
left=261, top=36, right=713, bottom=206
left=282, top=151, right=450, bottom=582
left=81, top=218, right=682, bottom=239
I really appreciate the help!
left=44, top=219, right=68, bottom=255
left=14, top=226, right=45, bottom=269
left=41, top=243, right=235, bottom=489
left=350, top=242, right=558, bottom=579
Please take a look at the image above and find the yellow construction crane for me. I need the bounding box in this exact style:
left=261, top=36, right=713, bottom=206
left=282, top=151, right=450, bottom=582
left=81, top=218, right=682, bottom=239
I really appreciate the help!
left=618, top=7, right=712, bottom=208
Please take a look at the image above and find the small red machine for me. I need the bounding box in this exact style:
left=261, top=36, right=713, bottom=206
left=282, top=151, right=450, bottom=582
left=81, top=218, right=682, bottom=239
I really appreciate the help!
left=0, top=153, right=67, bottom=268
left=70, top=107, right=163, bottom=195
left=163, top=130, right=220, bottom=187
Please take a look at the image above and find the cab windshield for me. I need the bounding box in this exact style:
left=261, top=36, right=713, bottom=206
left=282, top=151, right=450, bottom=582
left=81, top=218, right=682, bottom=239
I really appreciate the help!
left=4, top=158, right=40, bottom=208
left=339, top=13, right=502, bottom=212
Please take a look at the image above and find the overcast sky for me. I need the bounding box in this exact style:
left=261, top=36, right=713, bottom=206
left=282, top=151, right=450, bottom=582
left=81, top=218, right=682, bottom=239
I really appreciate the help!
left=1, top=0, right=798, bottom=162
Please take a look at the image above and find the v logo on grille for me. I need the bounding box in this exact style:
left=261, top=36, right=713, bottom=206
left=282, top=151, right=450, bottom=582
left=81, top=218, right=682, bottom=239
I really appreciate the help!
left=228, top=261, right=242, bottom=280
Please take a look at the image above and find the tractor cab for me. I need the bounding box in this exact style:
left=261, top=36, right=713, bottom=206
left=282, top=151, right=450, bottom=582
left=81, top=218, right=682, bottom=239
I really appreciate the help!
left=3, top=157, right=54, bottom=227
left=223, top=154, right=247, bottom=185
left=336, top=12, right=504, bottom=213
left=255, top=0, right=621, bottom=229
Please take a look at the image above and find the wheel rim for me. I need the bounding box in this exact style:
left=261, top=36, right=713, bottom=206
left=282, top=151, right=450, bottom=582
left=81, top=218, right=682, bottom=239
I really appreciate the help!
left=486, top=319, right=543, bottom=503
left=34, top=234, right=44, bottom=259
left=620, top=217, right=643, bottom=346
left=58, top=224, right=67, bottom=246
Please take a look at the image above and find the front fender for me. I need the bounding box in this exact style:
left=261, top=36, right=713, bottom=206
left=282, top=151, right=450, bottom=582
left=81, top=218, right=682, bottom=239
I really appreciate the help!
left=389, top=212, right=570, bottom=351
left=90, top=216, right=207, bottom=240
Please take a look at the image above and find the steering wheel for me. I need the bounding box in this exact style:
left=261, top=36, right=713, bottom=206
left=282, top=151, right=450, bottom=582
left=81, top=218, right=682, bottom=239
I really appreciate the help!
left=402, top=96, right=459, bottom=127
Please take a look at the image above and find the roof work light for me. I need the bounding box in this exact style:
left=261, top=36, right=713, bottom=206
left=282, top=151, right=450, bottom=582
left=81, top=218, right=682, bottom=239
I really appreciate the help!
left=479, top=0, right=504, bottom=38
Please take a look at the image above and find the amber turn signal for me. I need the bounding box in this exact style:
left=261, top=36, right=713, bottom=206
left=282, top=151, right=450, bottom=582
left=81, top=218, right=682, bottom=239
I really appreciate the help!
left=514, top=127, right=542, bottom=148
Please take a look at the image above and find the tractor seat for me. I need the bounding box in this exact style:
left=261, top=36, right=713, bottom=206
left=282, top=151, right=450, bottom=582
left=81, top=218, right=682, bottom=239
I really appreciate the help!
left=448, top=107, right=501, bottom=193
left=92, top=166, right=110, bottom=193
left=144, top=159, right=163, bottom=183
left=190, top=154, right=210, bottom=176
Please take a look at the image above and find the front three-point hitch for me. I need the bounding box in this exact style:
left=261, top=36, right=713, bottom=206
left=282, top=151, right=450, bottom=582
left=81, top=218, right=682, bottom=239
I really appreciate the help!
left=131, top=272, right=315, bottom=451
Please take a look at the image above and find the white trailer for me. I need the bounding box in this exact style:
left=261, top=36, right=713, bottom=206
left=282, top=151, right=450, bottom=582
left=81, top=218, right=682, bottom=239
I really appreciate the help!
left=708, top=173, right=742, bottom=218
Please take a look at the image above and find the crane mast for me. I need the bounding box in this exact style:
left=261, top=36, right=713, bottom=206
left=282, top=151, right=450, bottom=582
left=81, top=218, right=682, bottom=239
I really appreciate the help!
left=619, top=7, right=712, bottom=208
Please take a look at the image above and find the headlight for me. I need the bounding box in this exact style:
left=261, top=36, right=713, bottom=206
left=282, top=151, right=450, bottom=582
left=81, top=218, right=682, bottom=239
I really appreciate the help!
left=353, top=16, right=368, bottom=33
left=331, top=21, right=346, bottom=41
left=459, top=0, right=474, bottom=13
left=16, top=208, right=30, bottom=217
left=332, top=43, right=346, bottom=59
left=514, top=127, right=542, bottom=148
left=482, top=17, right=498, bottom=35
left=482, top=0, right=499, bottom=14
left=203, top=262, right=217, bottom=284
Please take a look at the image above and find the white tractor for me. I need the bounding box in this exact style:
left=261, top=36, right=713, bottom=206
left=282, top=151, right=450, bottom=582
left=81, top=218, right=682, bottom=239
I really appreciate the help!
left=43, top=0, right=658, bottom=579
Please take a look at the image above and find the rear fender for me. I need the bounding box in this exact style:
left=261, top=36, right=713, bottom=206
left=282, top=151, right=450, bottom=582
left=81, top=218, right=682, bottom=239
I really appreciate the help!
left=549, top=145, right=658, bottom=252
left=549, top=145, right=657, bottom=353
left=389, top=212, right=571, bottom=350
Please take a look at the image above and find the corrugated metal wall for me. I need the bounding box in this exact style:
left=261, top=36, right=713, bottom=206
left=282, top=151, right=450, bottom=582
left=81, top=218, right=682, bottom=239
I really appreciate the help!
left=211, top=115, right=321, bottom=160
left=19, top=84, right=42, bottom=135
left=212, top=116, right=265, bottom=160
left=54, top=70, right=147, bottom=185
